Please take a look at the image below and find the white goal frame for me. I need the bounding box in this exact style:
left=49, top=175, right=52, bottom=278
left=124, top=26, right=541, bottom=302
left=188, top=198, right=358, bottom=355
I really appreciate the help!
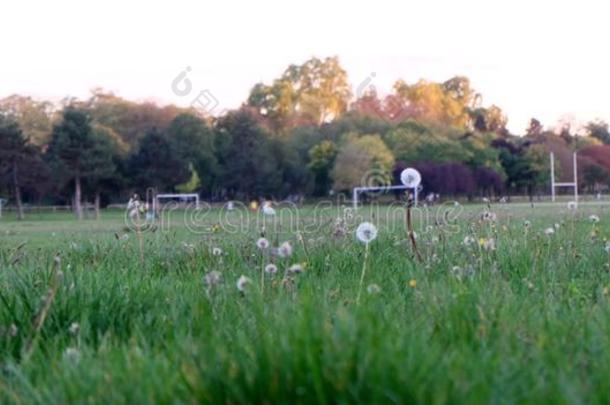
left=153, top=193, right=200, bottom=213
left=550, top=152, right=578, bottom=204
left=353, top=185, right=419, bottom=209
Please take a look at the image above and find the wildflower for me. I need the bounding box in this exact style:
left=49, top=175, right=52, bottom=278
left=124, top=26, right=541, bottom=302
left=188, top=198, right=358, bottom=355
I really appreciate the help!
left=236, top=275, right=251, bottom=292
left=256, top=237, right=270, bottom=249
left=288, top=263, right=304, bottom=275
left=463, top=236, right=476, bottom=246
left=204, top=271, right=223, bottom=286
left=264, top=263, right=278, bottom=275
left=367, top=284, right=381, bottom=294
left=356, top=222, right=378, bottom=244
left=68, top=322, right=80, bottom=335
left=262, top=201, right=276, bottom=216
left=479, top=238, right=496, bottom=251
left=524, top=220, right=531, bottom=229
left=544, top=227, right=555, bottom=236
left=567, top=201, right=577, bottom=210
left=408, top=279, right=417, bottom=288
left=212, top=247, right=223, bottom=256
left=400, top=168, right=422, bottom=188
left=554, top=223, right=560, bottom=230
left=332, top=217, right=348, bottom=238
left=278, top=241, right=293, bottom=258
left=590, top=214, right=600, bottom=223
left=482, top=211, right=497, bottom=222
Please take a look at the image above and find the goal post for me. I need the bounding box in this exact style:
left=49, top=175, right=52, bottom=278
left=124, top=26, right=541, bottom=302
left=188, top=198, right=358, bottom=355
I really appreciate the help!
left=352, top=185, right=419, bottom=209
left=153, top=193, right=200, bottom=214
left=550, top=152, right=578, bottom=204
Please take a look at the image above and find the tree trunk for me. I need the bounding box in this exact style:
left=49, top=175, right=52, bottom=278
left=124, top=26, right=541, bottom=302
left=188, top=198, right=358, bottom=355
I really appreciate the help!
left=74, top=175, right=83, bottom=220
left=94, top=191, right=101, bottom=220
left=12, top=161, right=24, bottom=220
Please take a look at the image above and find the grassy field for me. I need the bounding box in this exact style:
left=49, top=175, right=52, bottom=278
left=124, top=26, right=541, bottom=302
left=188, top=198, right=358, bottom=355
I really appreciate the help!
left=2, top=202, right=610, bottom=403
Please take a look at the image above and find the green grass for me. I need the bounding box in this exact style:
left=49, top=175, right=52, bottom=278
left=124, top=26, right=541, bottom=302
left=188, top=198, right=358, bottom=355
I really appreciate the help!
left=2, top=202, right=610, bottom=403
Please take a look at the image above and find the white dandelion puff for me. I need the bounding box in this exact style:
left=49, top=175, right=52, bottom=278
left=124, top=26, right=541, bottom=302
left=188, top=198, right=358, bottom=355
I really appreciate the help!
left=278, top=241, right=293, bottom=258
left=68, top=322, right=80, bottom=335
left=262, top=201, right=276, bottom=216
left=236, top=275, right=252, bottom=292
left=212, top=247, right=223, bottom=256
left=544, top=227, right=555, bottom=236
left=589, top=214, right=600, bottom=223
left=400, top=168, right=422, bottom=188
left=367, top=284, right=381, bottom=294
left=256, top=237, right=270, bottom=249
left=288, top=263, right=304, bottom=275
left=264, top=263, right=278, bottom=275
left=356, top=222, right=378, bottom=244
left=204, top=271, right=223, bottom=286
left=567, top=201, right=577, bottom=210
left=463, top=236, right=476, bottom=246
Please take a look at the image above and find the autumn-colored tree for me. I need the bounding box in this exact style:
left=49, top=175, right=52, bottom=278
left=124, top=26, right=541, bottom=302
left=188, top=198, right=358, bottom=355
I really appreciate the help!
left=248, top=56, right=352, bottom=132
left=0, top=95, right=54, bottom=146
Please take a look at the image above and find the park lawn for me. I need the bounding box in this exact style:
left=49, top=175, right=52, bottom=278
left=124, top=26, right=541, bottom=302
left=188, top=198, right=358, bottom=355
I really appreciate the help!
left=1, top=202, right=610, bottom=403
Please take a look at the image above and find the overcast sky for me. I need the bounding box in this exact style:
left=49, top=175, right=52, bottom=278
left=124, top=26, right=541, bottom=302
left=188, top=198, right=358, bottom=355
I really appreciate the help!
left=1, top=0, right=608, bottom=133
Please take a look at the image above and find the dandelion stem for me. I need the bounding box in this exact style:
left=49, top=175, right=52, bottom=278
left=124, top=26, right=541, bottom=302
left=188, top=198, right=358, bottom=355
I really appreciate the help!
left=356, top=242, right=370, bottom=306
left=406, top=198, right=423, bottom=263
left=24, top=256, right=62, bottom=361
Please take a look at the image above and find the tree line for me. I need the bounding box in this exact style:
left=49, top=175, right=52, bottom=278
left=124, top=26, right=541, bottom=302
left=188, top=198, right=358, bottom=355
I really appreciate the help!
left=2, top=56, right=610, bottom=219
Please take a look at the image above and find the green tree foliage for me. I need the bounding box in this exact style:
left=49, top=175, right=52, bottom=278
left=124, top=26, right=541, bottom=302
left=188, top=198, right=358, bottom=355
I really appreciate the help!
left=331, top=134, right=395, bottom=191
left=214, top=109, right=282, bottom=198
left=385, top=121, right=467, bottom=164
left=586, top=120, right=610, bottom=145
left=46, top=108, right=103, bottom=219
left=308, top=140, right=337, bottom=196
left=0, top=116, right=49, bottom=219
left=167, top=113, right=217, bottom=195
left=127, top=128, right=191, bottom=194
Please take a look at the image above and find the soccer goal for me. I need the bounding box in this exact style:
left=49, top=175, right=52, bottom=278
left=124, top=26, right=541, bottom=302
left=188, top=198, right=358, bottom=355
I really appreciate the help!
left=352, top=185, right=419, bottom=209
left=153, top=193, right=200, bottom=213
left=550, top=152, right=578, bottom=204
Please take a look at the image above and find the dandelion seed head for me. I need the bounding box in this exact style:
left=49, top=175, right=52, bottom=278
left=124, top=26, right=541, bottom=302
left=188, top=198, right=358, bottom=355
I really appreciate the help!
left=288, top=263, right=304, bottom=275
left=68, top=322, right=80, bottom=335
left=212, top=247, right=223, bottom=256
left=400, top=168, right=422, bottom=188
left=544, top=227, right=555, bottom=236
left=356, top=222, right=378, bottom=244
left=236, top=275, right=251, bottom=292
left=278, top=241, right=293, bottom=258
left=264, top=263, right=278, bottom=275
left=367, top=284, right=381, bottom=294
left=590, top=214, right=600, bottom=223
left=256, top=237, right=270, bottom=249
left=204, top=271, right=223, bottom=286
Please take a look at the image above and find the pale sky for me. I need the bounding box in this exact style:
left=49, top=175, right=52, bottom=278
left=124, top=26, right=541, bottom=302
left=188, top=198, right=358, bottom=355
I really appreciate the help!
left=1, top=0, right=608, bottom=133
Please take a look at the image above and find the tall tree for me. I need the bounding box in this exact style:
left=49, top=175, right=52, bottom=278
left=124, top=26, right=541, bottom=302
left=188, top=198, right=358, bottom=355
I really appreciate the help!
left=0, top=95, right=54, bottom=146
left=84, top=127, right=121, bottom=219
left=127, top=128, right=190, bottom=194
left=214, top=109, right=281, bottom=198
left=166, top=113, right=217, bottom=195
left=0, top=116, right=35, bottom=219
left=46, top=108, right=97, bottom=220
left=248, top=56, right=352, bottom=132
